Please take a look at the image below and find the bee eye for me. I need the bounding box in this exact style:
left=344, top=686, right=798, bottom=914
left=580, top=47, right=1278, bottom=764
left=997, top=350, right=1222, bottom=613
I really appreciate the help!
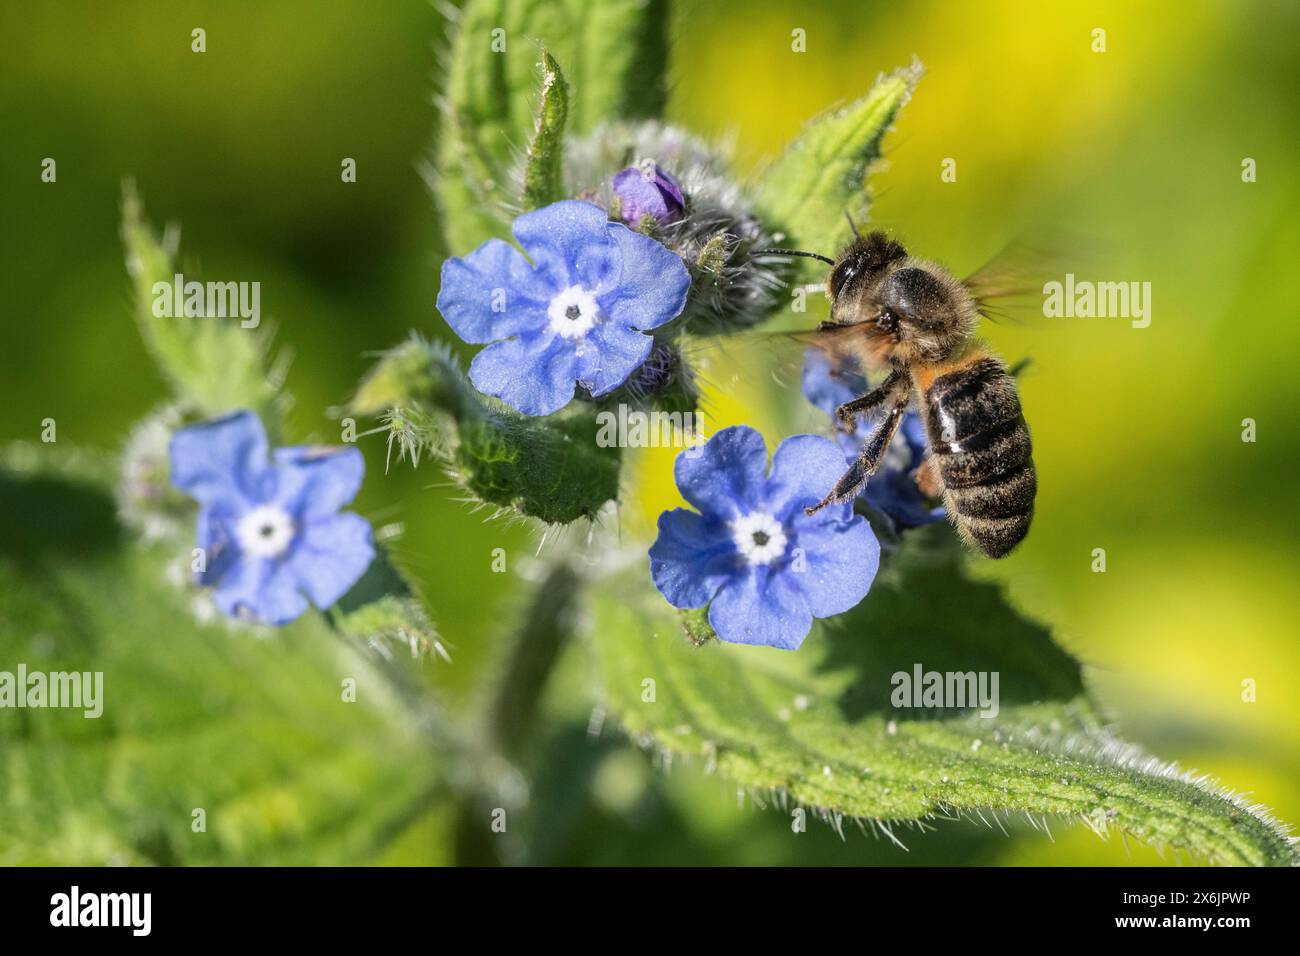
left=829, top=259, right=860, bottom=298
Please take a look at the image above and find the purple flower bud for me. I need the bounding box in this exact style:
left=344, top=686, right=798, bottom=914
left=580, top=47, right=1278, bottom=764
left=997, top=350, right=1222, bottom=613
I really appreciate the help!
left=612, top=163, right=686, bottom=225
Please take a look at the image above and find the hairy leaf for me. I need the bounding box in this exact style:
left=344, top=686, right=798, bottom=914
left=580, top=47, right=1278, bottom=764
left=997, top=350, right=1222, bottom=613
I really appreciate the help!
left=753, top=61, right=922, bottom=278
left=351, top=335, right=620, bottom=524
left=120, top=184, right=283, bottom=423
left=0, top=446, right=442, bottom=865
left=434, top=0, right=670, bottom=250
left=521, top=50, right=570, bottom=211
left=587, top=526, right=1298, bottom=866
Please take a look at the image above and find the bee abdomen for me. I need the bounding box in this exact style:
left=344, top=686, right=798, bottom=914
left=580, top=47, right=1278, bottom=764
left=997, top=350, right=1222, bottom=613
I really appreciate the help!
left=924, top=358, right=1036, bottom=558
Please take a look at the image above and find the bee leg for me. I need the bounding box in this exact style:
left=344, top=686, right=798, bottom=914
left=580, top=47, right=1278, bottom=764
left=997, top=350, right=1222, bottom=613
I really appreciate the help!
left=834, top=370, right=905, bottom=431
left=806, top=393, right=909, bottom=515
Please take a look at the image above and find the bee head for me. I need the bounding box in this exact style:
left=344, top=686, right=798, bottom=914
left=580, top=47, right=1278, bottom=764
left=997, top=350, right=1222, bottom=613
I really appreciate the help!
left=831, top=238, right=977, bottom=363
left=827, top=232, right=908, bottom=300
left=752, top=233, right=975, bottom=363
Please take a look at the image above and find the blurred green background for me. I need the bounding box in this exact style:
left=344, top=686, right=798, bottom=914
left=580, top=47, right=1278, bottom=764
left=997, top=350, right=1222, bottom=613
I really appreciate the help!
left=2, top=0, right=1297, bottom=865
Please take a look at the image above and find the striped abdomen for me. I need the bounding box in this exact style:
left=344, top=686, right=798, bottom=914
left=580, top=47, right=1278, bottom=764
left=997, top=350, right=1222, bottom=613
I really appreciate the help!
left=922, top=358, right=1035, bottom=558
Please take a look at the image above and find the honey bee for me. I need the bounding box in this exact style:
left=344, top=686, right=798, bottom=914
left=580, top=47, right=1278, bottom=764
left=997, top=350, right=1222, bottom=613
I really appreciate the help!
left=759, top=228, right=1036, bottom=558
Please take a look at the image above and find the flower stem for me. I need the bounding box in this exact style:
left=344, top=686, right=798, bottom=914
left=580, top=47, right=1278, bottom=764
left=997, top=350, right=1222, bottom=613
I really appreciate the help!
left=488, top=561, right=580, bottom=758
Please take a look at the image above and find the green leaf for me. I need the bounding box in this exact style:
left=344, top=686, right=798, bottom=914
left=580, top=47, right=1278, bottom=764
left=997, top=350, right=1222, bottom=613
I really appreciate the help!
left=0, top=445, right=442, bottom=865
left=120, top=183, right=284, bottom=422
left=521, top=49, right=570, bottom=211
left=753, top=61, right=922, bottom=277
left=350, top=335, right=620, bottom=525
left=587, top=526, right=1298, bottom=866
left=434, top=0, right=670, bottom=250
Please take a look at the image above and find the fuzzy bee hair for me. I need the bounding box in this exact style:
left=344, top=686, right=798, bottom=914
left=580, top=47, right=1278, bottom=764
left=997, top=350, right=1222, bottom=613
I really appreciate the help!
left=828, top=232, right=980, bottom=370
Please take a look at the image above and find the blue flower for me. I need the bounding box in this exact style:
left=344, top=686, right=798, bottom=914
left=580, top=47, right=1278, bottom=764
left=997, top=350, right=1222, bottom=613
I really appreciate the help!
left=436, top=200, right=691, bottom=416
left=649, top=425, right=879, bottom=650
left=801, top=348, right=946, bottom=530
left=612, top=163, right=686, bottom=225
left=169, top=411, right=375, bottom=626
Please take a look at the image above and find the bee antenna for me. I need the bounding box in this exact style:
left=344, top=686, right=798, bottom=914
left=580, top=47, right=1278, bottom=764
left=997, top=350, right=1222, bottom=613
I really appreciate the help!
left=844, top=211, right=861, bottom=238
left=752, top=248, right=835, bottom=265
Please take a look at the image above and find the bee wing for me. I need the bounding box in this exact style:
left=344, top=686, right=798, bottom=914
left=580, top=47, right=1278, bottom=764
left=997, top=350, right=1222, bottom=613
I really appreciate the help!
left=679, top=328, right=812, bottom=397
left=725, top=325, right=862, bottom=373
left=963, top=232, right=1098, bottom=326
left=680, top=324, right=896, bottom=433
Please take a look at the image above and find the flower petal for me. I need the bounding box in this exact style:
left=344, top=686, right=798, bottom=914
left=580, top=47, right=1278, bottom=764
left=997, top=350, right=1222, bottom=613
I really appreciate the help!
left=212, top=557, right=309, bottom=626
left=170, top=410, right=269, bottom=506
left=287, top=512, right=375, bottom=610
left=512, top=200, right=622, bottom=295
left=900, top=410, right=928, bottom=451
left=437, top=239, right=552, bottom=344
left=800, top=346, right=867, bottom=416
left=270, top=445, right=365, bottom=521
left=648, top=508, right=737, bottom=608
left=707, top=566, right=813, bottom=650
left=764, top=433, right=853, bottom=521
left=468, top=334, right=578, bottom=416
left=674, top=425, right=769, bottom=521
left=574, top=320, right=654, bottom=397
left=864, top=477, right=946, bottom=529
left=194, top=501, right=239, bottom=585
left=602, top=223, right=690, bottom=331
left=787, top=514, right=879, bottom=618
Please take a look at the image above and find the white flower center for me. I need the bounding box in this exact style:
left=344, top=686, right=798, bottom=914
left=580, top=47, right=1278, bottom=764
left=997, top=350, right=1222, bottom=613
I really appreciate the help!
left=235, top=504, right=296, bottom=559
left=731, top=512, right=788, bottom=566
left=547, top=285, right=601, bottom=339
